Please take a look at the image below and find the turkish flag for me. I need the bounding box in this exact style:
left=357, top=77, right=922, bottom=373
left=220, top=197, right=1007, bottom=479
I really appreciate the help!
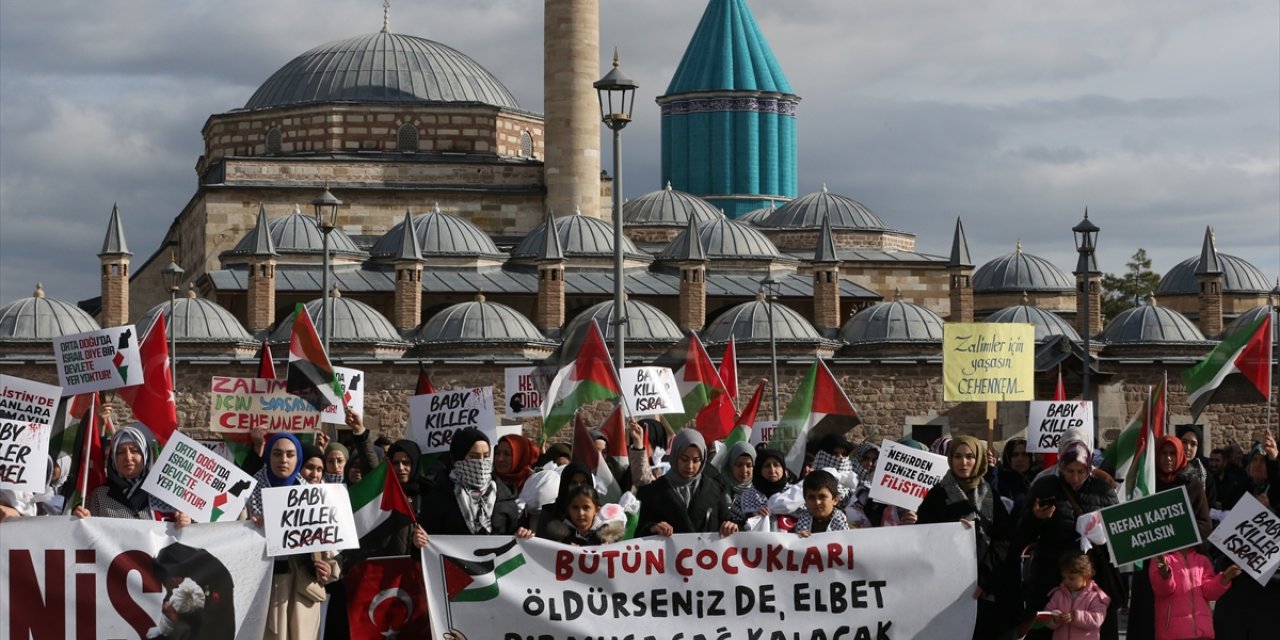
left=345, top=557, right=430, bottom=639
left=119, top=314, right=178, bottom=444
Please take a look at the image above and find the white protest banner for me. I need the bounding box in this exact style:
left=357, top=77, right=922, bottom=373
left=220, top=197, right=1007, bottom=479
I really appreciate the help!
left=868, top=439, right=949, bottom=511
left=0, top=419, right=52, bottom=491
left=504, top=366, right=554, bottom=418
left=141, top=431, right=257, bottom=523
left=208, top=376, right=323, bottom=433
left=1026, top=400, right=1093, bottom=453
left=52, top=325, right=144, bottom=395
left=749, top=420, right=779, bottom=447
left=1, top=517, right=272, bottom=639
left=320, top=366, right=364, bottom=424
left=423, top=524, right=976, bottom=640
left=0, top=374, right=62, bottom=425
left=406, top=387, right=497, bottom=454
left=261, top=483, right=359, bottom=557
left=619, top=366, right=684, bottom=416
left=1207, top=492, right=1280, bottom=585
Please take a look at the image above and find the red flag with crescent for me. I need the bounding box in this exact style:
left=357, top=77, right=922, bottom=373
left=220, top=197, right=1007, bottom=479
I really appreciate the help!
left=346, top=556, right=430, bottom=638
left=119, top=313, right=178, bottom=444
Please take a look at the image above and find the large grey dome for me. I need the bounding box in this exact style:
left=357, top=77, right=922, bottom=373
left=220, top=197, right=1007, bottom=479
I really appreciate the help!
left=658, top=217, right=782, bottom=261
left=269, top=293, right=407, bottom=344
left=841, top=298, right=944, bottom=344
left=973, top=245, right=1074, bottom=293
left=563, top=300, right=681, bottom=344
left=228, top=208, right=364, bottom=257
left=244, top=32, right=521, bottom=111
left=703, top=299, right=824, bottom=343
left=737, top=204, right=777, bottom=226
left=757, top=186, right=888, bottom=230
left=623, top=183, right=723, bottom=227
left=0, top=285, right=100, bottom=340
left=511, top=212, right=648, bottom=260
left=1221, top=303, right=1279, bottom=342
left=984, top=303, right=1081, bottom=343
left=370, top=207, right=503, bottom=259
left=139, top=293, right=253, bottom=342
left=1100, top=297, right=1208, bottom=344
left=414, top=296, right=550, bottom=344
left=1155, top=253, right=1272, bottom=295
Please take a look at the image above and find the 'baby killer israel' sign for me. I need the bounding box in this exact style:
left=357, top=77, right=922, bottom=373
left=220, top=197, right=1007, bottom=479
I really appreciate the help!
left=261, top=483, right=358, bottom=557
left=407, top=387, right=497, bottom=454
left=0, top=420, right=51, bottom=492
left=1026, top=401, right=1094, bottom=453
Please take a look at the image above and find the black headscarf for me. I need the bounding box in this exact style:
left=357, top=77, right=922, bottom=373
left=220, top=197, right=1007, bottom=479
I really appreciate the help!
left=553, top=461, right=595, bottom=515
left=752, top=449, right=789, bottom=497
left=387, top=439, right=423, bottom=497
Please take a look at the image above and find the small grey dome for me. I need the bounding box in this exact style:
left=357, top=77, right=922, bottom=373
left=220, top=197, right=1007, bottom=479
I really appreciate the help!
left=370, top=207, right=503, bottom=259
left=1221, top=304, right=1279, bottom=342
left=245, top=32, right=520, bottom=111
left=841, top=298, right=944, bottom=344
left=973, top=245, right=1074, bottom=293
left=228, top=208, right=364, bottom=257
left=0, top=285, right=100, bottom=340
left=623, top=184, right=723, bottom=227
left=563, top=300, right=681, bottom=344
left=1155, top=253, right=1272, bottom=295
left=703, top=299, right=824, bottom=343
left=415, top=297, right=551, bottom=344
left=270, top=293, right=407, bottom=344
left=984, top=303, right=1081, bottom=343
left=658, top=217, right=782, bottom=261
left=511, top=212, right=648, bottom=260
left=1100, top=297, right=1208, bottom=344
left=139, top=293, right=253, bottom=342
left=757, top=186, right=887, bottom=230
left=737, top=205, right=776, bottom=226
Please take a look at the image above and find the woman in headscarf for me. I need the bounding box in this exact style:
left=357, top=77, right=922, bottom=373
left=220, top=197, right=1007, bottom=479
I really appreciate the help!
left=1018, top=433, right=1123, bottom=640
left=1175, top=424, right=1210, bottom=489
left=994, top=437, right=1037, bottom=516
left=733, top=449, right=792, bottom=527
left=721, top=441, right=756, bottom=510
left=72, top=424, right=189, bottom=525
left=322, top=442, right=348, bottom=484
left=850, top=441, right=879, bottom=487
left=493, top=434, right=540, bottom=495
left=917, top=435, right=1019, bottom=639
left=422, top=428, right=523, bottom=536
left=637, top=429, right=738, bottom=537
left=849, top=439, right=921, bottom=528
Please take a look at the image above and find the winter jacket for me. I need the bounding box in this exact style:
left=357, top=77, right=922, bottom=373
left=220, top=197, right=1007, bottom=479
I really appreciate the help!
left=637, top=467, right=733, bottom=535
left=1045, top=581, right=1110, bottom=640
left=1148, top=550, right=1231, bottom=640
left=420, top=475, right=520, bottom=536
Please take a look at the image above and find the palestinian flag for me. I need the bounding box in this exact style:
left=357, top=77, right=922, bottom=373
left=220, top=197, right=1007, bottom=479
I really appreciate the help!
left=714, top=378, right=767, bottom=464
left=351, top=460, right=416, bottom=540
left=1103, top=380, right=1165, bottom=502
left=415, top=361, right=436, bottom=395
left=572, top=409, right=623, bottom=502
left=541, top=321, right=621, bottom=439
left=256, top=341, right=276, bottom=379
left=651, top=331, right=734, bottom=439
left=66, top=402, right=108, bottom=510
left=119, top=313, right=178, bottom=444
left=286, top=303, right=342, bottom=410
left=1184, top=313, right=1272, bottom=421
left=719, top=336, right=739, bottom=407
left=773, top=359, right=860, bottom=476
left=441, top=539, right=526, bottom=603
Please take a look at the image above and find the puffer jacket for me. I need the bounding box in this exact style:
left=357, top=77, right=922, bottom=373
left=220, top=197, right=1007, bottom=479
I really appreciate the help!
left=1045, top=581, right=1110, bottom=640
left=1148, top=550, right=1232, bottom=640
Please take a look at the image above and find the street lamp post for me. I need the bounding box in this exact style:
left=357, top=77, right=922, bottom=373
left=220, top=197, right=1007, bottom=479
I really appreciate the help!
left=311, top=186, right=343, bottom=356
left=1072, top=210, right=1100, bottom=445
left=161, top=257, right=184, bottom=389
left=761, top=278, right=781, bottom=421
left=594, top=49, right=638, bottom=373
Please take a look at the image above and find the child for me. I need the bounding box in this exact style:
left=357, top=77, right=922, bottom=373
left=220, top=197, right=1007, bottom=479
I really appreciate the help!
left=794, top=470, right=848, bottom=536
left=1149, top=548, right=1241, bottom=640
left=541, top=485, right=625, bottom=546
left=1044, top=552, right=1110, bottom=640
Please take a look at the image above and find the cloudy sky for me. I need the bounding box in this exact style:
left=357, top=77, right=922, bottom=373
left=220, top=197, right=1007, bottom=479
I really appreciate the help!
left=1, top=0, right=1277, bottom=308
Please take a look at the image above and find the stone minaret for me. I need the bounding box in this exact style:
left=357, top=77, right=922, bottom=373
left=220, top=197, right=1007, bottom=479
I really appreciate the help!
left=1074, top=249, right=1102, bottom=337
left=244, top=204, right=279, bottom=333
left=1195, top=226, right=1224, bottom=338
left=98, top=203, right=132, bottom=327
left=543, top=0, right=601, bottom=220
left=674, top=215, right=708, bottom=331
left=392, top=209, right=424, bottom=331
left=811, top=214, right=841, bottom=335
left=535, top=210, right=567, bottom=335
left=947, top=217, right=974, bottom=323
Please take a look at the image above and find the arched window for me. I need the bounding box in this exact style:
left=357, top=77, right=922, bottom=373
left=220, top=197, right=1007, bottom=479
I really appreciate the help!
left=265, top=128, right=282, bottom=155
left=397, top=124, right=419, bottom=153
left=519, top=131, right=534, bottom=158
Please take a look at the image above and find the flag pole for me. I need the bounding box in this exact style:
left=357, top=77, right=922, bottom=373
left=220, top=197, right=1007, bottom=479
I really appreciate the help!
left=1269, top=307, right=1276, bottom=436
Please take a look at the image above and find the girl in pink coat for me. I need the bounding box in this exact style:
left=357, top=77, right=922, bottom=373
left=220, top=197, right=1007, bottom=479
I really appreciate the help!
left=1148, top=548, right=1242, bottom=640
left=1046, top=552, right=1111, bottom=640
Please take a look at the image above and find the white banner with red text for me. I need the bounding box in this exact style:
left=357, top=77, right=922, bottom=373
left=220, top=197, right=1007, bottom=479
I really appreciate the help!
left=422, top=524, right=976, bottom=640
left=1, top=517, right=272, bottom=640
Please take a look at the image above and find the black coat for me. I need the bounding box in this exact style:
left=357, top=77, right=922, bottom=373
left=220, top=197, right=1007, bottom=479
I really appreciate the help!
left=420, top=475, right=520, bottom=536
left=637, top=467, right=732, bottom=535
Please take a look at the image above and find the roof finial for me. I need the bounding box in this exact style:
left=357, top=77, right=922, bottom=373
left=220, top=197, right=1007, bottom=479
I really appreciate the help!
left=1145, top=293, right=1157, bottom=307
left=33, top=283, right=44, bottom=298
left=665, top=180, right=672, bottom=191
left=293, top=203, right=302, bottom=215
left=1021, top=291, right=1029, bottom=305
left=1083, top=206, right=1089, bottom=220
left=1016, top=238, right=1022, bottom=254
left=612, top=47, right=620, bottom=69
left=893, top=288, right=903, bottom=301
left=573, top=205, right=582, bottom=216
left=475, top=291, right=486, bottom=303
left=187, top=286, right=197, bottom=299
left=331, top=285, right=342, bottom=298
left=821, top=183, right=828, bottom=193
left=382, top=0, right=390, bottom=33
left=432, top=202, right=441, bottom=214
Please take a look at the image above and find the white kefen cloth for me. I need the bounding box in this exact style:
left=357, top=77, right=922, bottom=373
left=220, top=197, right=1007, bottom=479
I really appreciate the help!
left=518, top=467, right=563, bottom=513
left=766, top=484, right=806, bottom=516
left=1076, top=511, right=1108, bottom=553
left=616, top=491, right=640, bottom=515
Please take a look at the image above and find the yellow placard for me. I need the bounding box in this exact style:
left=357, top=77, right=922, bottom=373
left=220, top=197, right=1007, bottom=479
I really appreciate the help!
left=942, top=323, right=1035, bottom=401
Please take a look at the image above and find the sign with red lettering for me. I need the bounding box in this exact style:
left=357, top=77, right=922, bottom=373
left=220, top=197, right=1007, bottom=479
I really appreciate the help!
left=1026, top=401, right=1093, bottom=453
left=504, top=366, right=553, bottom=419
left=423, top=525, right=977, bottom=640
left=52, top=325, right=144, bottom=395
left=141, top=431, right=256, bottom=523
left=0, top=374, right=62, bottom=425
left=620, top=367, right=684, bottom=416
left=867, top=439, right=949, bottom=511
left=0, top=419, right=51, bottom=492
left=320, top=366, right=364, bottom=425
left=208, top=375, right=323, bottom=433
left=1207, top=493, right=1280, bottom=585
left=261, top=483, right=359, bottom=557
left=406, top=387, right=497, bottom=454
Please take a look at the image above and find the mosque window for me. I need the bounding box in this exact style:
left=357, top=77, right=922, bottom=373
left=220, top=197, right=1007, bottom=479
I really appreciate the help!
left=520, top=131, right=534, bottom=158
left=265, top=128, right=282, bottom=155
left=397, top=124, right=419, bottom=153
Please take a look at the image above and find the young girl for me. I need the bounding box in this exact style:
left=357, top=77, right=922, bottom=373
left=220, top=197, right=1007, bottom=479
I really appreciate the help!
left=1149, top=548, right=1241, bottom=640
left=1045, top=552, right=1110, bottom=640
left=541, top=485, right=626, bottom=546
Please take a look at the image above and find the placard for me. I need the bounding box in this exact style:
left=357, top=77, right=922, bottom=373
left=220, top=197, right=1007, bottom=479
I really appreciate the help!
left=619, top=367, right=683, bottom=416
left=942, top=323, right=1034, bottom=401
left=0, top=419, right=51, bottom=491
left=0, top=375, right=62, bottom=425
left=320, top=366, right=364, bottom=425
left=1207, top=493, right=1280, bottom=585
left=1026, top=401, right=1094, bottom=453
left=260, top=483, right=359, bottom=557
left=867, top=439, right=949, bottom=511
left=52, top=325, right=144, bottom=395
left=1100, top=486, right=1202, bottom=566
left=141, top=431, right=257, bottom=523
left=208, top=376, right=323, bottom=433
left=406, top=387, right=497, bottom=454
left=749, top=420, right=778, bottom=447
left=504, top=366, right=553, bottom=418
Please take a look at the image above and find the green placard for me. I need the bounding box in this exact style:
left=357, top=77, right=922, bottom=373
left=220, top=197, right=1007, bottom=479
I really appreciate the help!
left=1099, top=486, right=1201, bottom=566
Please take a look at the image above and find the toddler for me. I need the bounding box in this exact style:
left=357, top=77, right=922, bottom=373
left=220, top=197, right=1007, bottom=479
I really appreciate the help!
left=1045, top=552, right=1110, bottom=640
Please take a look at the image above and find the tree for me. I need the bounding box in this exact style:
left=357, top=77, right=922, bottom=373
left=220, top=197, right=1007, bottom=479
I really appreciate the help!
left=1101, top=248, right=1161, bottom=320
